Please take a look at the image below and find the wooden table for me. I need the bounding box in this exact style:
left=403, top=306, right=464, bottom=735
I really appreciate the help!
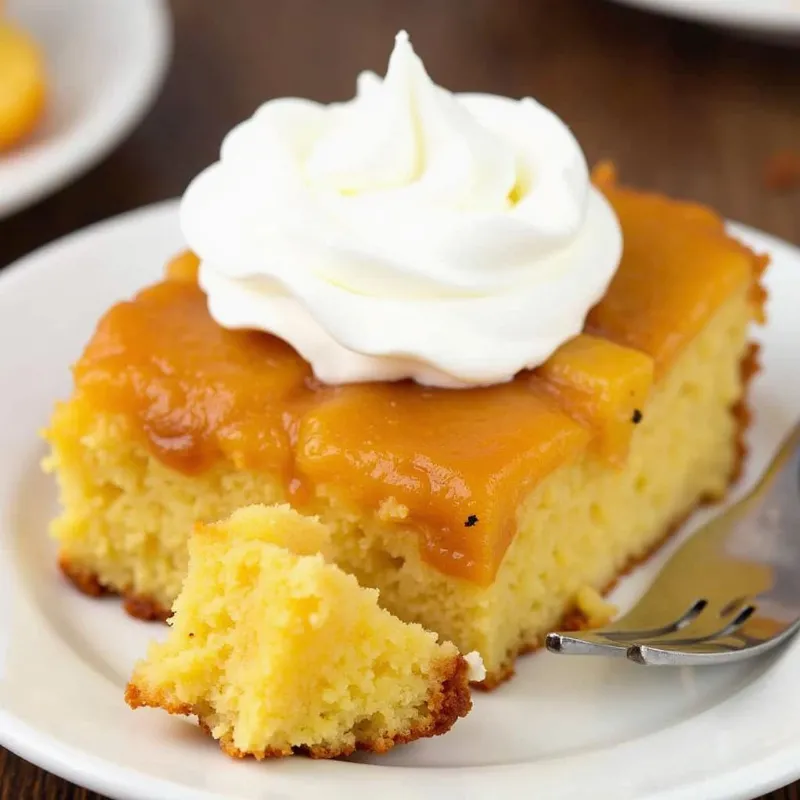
left=1, top=0, right=798, bottom=797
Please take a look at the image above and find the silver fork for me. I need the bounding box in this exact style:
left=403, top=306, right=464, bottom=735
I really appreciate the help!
left=546, top=421, right=800, bottom=666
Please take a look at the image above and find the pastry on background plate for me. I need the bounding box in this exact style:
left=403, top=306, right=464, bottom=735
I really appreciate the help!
left=44, top=32, right=767, bottom=688
left=125, top=504, right=475, bottom=758
left=0, top=9, right=46, bottom=151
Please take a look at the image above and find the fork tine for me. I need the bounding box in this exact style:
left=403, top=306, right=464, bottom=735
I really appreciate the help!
left=628, top=617, right=800, bottom=665
left=545, top=632, right=629, bottom=656
left=627, top=604, right=757, bottom=649
left=546, top=598, right=710, bottom=655
left=628, top=642, right=745, bottom=666
left=596, top=599, right=708, bottom=643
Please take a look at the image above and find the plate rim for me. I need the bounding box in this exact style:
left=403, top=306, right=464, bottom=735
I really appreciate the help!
left=0, top=0, right=172, bottom=220
left=0, top=201, right=799, bottom=800
left=607, top=0, right=800, bottom=33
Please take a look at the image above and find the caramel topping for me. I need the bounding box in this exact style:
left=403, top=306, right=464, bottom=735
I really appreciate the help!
left=75, top=278, right=311, bottom=476
left=164, top=249, right=200, bottom=283
left=587, top=183, right=753, bottom=377
left=297, top=379, right=590, bottom=581
left=536, top=334, right=653, bottom=466
left=71, top=180, right=760, bottom=583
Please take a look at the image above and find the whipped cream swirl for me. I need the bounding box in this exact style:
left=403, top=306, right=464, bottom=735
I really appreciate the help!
left=181, top=31, right=622, bottom=387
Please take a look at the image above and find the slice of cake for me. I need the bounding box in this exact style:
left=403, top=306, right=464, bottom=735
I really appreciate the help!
left=43, top=168, right=767, bottom=687
left=43, top=30, right=769, bottom=688
left=125, top=504, right=473, bottom=759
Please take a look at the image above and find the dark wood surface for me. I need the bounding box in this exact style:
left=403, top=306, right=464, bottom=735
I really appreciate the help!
left=1, top=0, right=799, bottom=797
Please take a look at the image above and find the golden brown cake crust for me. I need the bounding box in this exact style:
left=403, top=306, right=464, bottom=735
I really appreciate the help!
left=59, top=556, right=171, bottom=621
left=125, top=653, right=471, bottom=759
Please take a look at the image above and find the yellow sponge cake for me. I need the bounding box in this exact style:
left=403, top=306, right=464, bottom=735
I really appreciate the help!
left=125, top=504, right=473, bottom=758
left=43, top=167, right=767, bottom=687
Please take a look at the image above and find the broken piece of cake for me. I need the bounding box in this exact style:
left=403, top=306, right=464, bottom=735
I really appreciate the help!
left=125, top=504, right=476, bottom=759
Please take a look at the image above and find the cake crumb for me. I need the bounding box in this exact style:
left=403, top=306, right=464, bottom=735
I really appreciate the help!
left=575, top=586, right=617, bottom=627
left=763, top=150, right=800, bottom=193
left=378, top=497, right=410, bottom=522
left=464, top=651, right=486, bottom=682
left=465, top=515, right=479, bottom=528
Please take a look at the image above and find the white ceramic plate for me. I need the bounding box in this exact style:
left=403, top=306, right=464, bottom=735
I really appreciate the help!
left=607, top=0, right=800, bottom=39
left=0, top=0, right=171, bottom=220
left=0, top=202, right=799, bottom=800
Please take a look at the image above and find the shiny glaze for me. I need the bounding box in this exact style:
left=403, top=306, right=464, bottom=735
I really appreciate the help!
left=588, top=168, right=759, bottom=376
left=72, top=177, right=760, bottom=583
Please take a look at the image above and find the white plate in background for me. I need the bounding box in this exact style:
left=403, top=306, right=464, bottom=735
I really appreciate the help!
left=0, top=203, right=799, bottom=799
left=0, top=0, right=171, bottom=220
left=608, top=0, right=800, bottom=40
